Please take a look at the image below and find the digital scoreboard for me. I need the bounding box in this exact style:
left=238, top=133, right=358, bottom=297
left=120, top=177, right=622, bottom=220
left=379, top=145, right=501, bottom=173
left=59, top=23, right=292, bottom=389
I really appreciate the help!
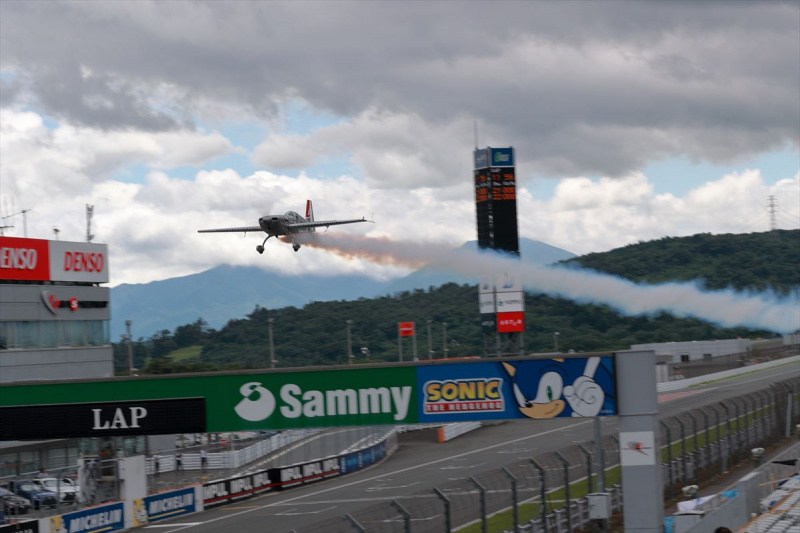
left=473, top=147, right=519, bottom=254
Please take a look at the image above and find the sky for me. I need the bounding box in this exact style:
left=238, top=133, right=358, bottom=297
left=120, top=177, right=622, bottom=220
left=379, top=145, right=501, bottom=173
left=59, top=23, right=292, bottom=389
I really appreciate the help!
left=1, top=0, right=798, bottom=288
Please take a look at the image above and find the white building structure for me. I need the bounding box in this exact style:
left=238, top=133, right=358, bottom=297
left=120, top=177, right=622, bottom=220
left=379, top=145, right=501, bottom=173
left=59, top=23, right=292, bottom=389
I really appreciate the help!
left=630, top=338, right=751, bottom=364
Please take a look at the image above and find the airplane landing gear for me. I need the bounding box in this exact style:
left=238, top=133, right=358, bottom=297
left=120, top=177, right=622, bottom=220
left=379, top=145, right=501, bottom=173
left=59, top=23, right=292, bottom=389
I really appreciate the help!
left=293, top=243, right=301, bottom=252
left=257, top=235, right=270, bottom=254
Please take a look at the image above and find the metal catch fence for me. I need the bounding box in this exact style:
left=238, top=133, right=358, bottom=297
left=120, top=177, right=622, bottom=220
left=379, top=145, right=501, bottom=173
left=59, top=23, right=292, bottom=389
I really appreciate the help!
left=295, top=376, right=800, bottom=533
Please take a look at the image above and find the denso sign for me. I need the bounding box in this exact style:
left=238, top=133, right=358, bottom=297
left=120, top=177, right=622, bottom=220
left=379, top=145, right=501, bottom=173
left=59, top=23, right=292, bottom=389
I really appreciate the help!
left=0, top=237, right=109, bottom=283
left=0, top=237, right=50, bottom=280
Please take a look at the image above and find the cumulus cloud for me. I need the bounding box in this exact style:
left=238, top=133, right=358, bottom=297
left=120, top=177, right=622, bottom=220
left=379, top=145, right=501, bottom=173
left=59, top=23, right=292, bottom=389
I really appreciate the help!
left=0, top=109, right=233, bottom=203
left=3, top=108, right=797, bottom=286
left=1, top=1, right=797, bottom=177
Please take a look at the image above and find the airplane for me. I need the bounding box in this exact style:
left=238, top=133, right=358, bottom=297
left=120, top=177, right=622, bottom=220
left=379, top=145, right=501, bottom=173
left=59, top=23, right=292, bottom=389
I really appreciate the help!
left=198, top=200, right=368, bottom=253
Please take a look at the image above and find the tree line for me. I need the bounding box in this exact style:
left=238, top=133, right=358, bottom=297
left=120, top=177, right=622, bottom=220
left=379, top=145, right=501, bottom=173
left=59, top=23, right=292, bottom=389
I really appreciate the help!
left=113, top=230, right=795, bottom=374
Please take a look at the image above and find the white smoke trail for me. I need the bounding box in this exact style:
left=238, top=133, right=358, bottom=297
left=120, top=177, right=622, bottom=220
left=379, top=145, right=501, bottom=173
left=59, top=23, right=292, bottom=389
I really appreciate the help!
left=303, top=233, right=800, bottom=334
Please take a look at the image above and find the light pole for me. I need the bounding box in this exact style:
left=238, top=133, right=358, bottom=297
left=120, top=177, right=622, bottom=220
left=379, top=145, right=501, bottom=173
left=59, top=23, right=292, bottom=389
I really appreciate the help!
left=442, top=322, right=449, bottom=359
left=346, top=320, right=353, bottom=364
left=125, top=320, right=134, bottom=375
left=427, top=320, right=433, bottom=359
left=554, top=331, right=560, bottom=353
left=268, top=318, right=275, bottom=369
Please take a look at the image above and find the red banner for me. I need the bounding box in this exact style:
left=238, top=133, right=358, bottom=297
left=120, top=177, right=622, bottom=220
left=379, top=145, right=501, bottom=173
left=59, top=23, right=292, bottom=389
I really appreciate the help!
left=496, top=311, right=524, bottom=333
left=398, top=322, right=415, bottom=337
left=0, top=236, right=50, bottom=281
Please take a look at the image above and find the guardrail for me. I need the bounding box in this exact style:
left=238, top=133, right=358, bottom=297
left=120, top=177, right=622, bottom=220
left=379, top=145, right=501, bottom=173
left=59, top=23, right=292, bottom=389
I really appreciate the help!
left=657, top=355, right=800, bottom=392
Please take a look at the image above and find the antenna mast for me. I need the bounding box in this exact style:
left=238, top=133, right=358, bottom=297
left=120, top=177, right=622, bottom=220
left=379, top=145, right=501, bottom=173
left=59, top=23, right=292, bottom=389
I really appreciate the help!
left=1, top=208, right=31, bottom=237
left=86, top=204, right=95, bottom=243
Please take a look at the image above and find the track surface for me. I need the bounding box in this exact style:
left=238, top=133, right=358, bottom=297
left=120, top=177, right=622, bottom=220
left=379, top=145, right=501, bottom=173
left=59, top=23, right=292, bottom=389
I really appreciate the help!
left=152, top=363, right=798, bottom=533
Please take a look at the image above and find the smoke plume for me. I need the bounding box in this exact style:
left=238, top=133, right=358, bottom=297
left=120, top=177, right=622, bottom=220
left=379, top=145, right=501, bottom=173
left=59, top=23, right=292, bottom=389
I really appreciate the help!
left=298, top=233, right=799, bottom=334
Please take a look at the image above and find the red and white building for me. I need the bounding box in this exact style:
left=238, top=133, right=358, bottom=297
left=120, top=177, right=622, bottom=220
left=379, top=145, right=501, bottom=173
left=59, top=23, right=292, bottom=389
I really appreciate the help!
left=0, top=236, right=112, bottom=382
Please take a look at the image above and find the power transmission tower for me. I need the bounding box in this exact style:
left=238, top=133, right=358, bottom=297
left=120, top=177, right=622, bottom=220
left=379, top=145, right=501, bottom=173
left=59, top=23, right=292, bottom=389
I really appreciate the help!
left=768, top=195, right=777, bottom=231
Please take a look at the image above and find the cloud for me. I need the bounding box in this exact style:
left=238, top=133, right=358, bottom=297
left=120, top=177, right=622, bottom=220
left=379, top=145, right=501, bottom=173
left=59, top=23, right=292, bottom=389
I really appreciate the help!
left=1, top=1, right=797, bottom=177
left=0, top=109, right=233, bottom=203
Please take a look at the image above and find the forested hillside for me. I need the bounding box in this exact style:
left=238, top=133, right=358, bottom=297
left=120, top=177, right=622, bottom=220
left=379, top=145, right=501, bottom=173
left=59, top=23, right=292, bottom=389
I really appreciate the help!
left=113, top=230, right=795, bottom=373
left=564, top=230, right=799, bottom=295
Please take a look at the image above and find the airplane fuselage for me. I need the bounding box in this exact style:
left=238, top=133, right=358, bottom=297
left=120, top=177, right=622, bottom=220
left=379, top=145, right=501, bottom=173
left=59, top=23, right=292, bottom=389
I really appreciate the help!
left=258, top=211, right=310, bottom=237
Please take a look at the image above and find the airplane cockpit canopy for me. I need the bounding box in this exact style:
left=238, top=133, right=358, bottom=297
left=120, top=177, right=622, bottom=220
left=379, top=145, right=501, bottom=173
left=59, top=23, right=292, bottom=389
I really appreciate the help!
left=284, top=211, right=307, bottom=223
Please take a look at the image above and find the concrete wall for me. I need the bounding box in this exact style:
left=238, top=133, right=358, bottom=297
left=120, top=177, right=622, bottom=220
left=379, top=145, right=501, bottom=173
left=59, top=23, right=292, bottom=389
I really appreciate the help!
left=631, top=339, right=751, bottom=363
left=0, top=346, right=113, bottom=382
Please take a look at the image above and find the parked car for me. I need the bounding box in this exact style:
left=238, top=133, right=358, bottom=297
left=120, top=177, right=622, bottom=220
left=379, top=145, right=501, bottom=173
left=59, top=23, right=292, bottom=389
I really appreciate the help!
left=60, top=477, right=80, bottom=493
left=0, top=488, right=31, bottom=514
left=6, top=480, right=57, bottom=509
left=34, top=478, right=77, bottom=504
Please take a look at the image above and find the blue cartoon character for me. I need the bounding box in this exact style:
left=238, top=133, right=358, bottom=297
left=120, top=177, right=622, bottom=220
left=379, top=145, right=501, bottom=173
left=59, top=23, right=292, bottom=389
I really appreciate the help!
left=501, top=357, right=614, bottom=418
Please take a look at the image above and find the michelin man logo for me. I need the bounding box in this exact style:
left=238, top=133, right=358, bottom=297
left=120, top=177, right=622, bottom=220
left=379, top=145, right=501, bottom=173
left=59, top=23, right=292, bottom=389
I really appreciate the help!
left=49, top=516, right=68, bottom=533
left=234, top=382, right=276, bottom=421
left=133, top=498, right=149, bottom=526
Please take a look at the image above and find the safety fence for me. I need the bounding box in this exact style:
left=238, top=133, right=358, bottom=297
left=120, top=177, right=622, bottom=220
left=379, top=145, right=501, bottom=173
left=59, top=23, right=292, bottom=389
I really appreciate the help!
left=294, top=376, right=800, bottom=533
left=145, top=429, right=322, bottom=475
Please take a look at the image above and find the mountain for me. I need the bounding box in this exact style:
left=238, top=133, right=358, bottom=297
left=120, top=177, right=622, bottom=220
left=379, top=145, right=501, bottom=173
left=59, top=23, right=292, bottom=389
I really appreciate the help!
left=111, top=265, right=385, bottom=340
left=110, top=238, right=575, bottom=340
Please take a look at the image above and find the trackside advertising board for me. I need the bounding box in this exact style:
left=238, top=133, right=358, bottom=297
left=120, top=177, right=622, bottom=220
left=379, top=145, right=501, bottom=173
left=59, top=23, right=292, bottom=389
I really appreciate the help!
left=0, top=357, right=616, bottom=437
left=48, top=502, right=124, bottom=533
left=132, top=487, right=196, bottom=526
left=0, top=521, right=38, bottom=533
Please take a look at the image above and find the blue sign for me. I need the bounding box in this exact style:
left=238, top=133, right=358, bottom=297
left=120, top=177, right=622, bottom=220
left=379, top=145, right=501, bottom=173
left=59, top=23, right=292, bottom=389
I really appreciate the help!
left=474, top=148, right=489, bottom=169
left=142, top=487, right=195, bottom=523
left=417, top=357, right=616, bottom=423
left=51, top=502, right=124, bottom=533
left=489, top=147, right=514, bottom=167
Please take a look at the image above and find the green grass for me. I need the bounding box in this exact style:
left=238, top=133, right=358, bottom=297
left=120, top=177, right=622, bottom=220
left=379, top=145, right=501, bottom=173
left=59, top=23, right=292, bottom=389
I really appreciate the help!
left=456, top=468, right=623, bottom=533
left=168, top=345, right=203, bottom=361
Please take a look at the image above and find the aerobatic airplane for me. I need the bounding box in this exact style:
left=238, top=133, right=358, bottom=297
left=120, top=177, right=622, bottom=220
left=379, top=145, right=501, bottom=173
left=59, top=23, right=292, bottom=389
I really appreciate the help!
left=198, top=200, right=368, bottom=253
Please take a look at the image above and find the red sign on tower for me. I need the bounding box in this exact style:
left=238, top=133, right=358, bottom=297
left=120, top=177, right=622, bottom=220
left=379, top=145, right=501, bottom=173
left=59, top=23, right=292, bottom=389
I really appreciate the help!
left=497, top=311, right=524, bottom=333
left=398, top=322, right=415, bottom=337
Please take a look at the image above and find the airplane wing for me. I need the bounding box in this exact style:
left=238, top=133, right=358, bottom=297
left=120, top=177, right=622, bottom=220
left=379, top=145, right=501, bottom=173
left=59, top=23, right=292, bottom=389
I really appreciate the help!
left=198, top=226, right=263, bottom=233
left=288, top=217, right=368, bottom=230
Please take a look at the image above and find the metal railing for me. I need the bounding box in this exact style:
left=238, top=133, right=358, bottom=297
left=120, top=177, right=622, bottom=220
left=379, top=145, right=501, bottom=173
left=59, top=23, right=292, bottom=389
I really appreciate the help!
left=294, top=376, right=800, bottom=533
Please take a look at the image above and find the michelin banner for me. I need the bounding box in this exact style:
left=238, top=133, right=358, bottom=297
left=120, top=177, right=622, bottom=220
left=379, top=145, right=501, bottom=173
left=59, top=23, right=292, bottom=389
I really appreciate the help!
left=132, top=487, right=196, bottom=526
left=48, top=503, right=124, bottom=533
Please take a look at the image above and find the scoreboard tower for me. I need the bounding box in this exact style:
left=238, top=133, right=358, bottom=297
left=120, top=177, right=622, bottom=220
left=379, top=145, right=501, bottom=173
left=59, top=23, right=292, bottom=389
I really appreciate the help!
left=473, top=147, right=519, bottom=254
left=474, top=147, right=524, bottom=356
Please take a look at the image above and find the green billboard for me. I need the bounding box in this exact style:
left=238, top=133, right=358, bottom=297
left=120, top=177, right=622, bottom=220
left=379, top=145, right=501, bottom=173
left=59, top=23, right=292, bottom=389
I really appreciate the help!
left=0, top=366, right=418, bottom=433
left=1, top=356, right=617, bottom=438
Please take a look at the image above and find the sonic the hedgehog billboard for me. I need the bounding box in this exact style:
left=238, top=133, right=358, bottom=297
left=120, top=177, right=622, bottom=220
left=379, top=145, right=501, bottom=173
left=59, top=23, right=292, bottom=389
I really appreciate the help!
left=418, top=357, right=615, bottom=422
left=1, top=356, right=616, bottom=438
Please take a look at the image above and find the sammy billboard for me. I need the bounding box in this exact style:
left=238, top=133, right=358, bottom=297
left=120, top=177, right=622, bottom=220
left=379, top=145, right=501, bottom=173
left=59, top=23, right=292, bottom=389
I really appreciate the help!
left=0, top=357, right=616, bottom=436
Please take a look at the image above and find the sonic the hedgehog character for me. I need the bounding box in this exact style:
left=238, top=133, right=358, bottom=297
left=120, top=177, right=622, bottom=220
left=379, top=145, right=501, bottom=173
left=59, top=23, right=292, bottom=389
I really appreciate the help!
left=501, top=357, right=613, bottom=419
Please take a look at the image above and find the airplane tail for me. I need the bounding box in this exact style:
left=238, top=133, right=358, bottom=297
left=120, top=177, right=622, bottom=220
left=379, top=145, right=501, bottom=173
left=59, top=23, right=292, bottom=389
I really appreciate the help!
left=305, top=200, right=315, bottom=228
